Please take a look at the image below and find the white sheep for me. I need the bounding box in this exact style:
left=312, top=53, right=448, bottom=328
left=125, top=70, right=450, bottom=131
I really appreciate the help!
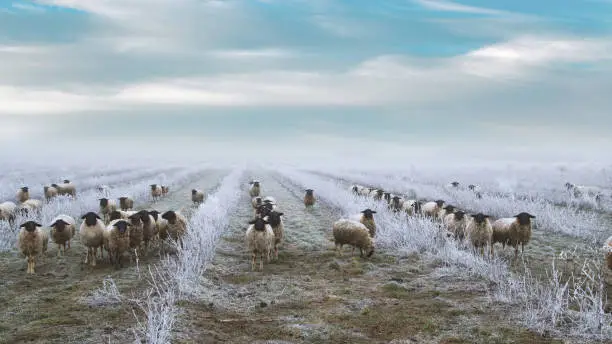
left=16, top=186, right=30, bottom=203
left=245, top=216, right=275, bottom=271
left=161, top=185, right=169, bottom=196
left=52, top=180, right=77, bottom=197
left=99, top=198, right=118, bottom=224
left=191, top=189, right=205, bottom=205
left=49, top=214, right=76, bottom=257
left=249, top=180, right=261, bottom=197
left=134, top=210, right=156, bottom=253
left=0, top=201, right=17, bottom=224
left=401, top=199, right=423, bottom=216
left=79, top=212, right=105, bottom=266
left=370, top=189, right=384, bottom=200
left=43, top=186, right=58, bottom=201
left=150, top=184, right=163, bottom=201
left=96, top=184, right=111, bottom=197
left=332, top=219, right=374, bottom=257
left=147, top=210, right=166, bottom=243
left=443, top=211, right=468, bottom=241
left=358, top=187, right=372, bottom=197
left=437, top=204, right=456, bottom=221
left=349, top=208, right=377, bottom=238
left=465, top=213, right=493, bottom=257
left=565, top=182, right=604, bottom=203
left=422, top=200, right=445, bottom=219
left=18, top=199, right=43, bottom=216
left=491, top=212, right=535, bottom=258
left=17, top=221, right=48, bottom=274
left=161, top=210, right=187, bottom=248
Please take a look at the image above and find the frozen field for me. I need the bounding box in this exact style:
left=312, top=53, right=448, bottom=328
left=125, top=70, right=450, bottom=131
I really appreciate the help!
left=0, top=163, right=611, bottom=344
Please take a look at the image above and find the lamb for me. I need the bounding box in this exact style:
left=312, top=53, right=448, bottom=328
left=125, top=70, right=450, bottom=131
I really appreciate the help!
left=52, top=180, right=76, bottom=197
left=264, top=210, right=284, bottom=259
left=18, top=199, right=43, bottom=216
left=49, top=215, right=76, bottom=257
left=249, top=181, right=261, bottom=197
left=99, top=198, right=118, bottom=224
left=438, top=205, right=456, bottom=221
left=465, top=213, right=493, bottom=257
left=349, top=208, right=377, bottom=238
left=16, top=186, right=30, bottom=203
left=491, top=212, right=535, bottom=258
left=603, top=235, right=612, bottom=271
left=79, top=212, right=105, bottom=266
left=191, top=189, right=205, bottom=205
left=43, top=185, right=58, bottom=201
left=17, top=221, right=48, bottom=274
left=150, top=184, right=163, bottom=201
left=118, top=196, right=134, bottom=211
left=304, top=189, right=316, bottom=207
left=135, top=210, right=156, bottom=253
left=251, top=196, right=263, bottom=209
left=104, top=219, right=132, bottom=268
left=245, top=217, right=275, bottom=270
left=161, top=210, right=187, bottom=248
left=422, top=200, right=445, bottom=219
left=443, top=211, right=467, bottom=241
left=0, top=201, right=17, bottom=225
left=332, top=219, right=374, bottom=258
left=402, top=199, right=422, bottom=216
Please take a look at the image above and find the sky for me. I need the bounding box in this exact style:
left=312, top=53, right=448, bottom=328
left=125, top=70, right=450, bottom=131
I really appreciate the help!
left=1, top=0, right=612, bottom=165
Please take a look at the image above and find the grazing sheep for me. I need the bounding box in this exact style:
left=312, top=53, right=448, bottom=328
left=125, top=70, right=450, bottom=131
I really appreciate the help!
left=49, top=215, right=76, bottom=257
left=150, top=184, right=163, bottom=201
left=16, top=186, right=30, bottom=203
left=161, top=185, right=169, bottom=196
left=438, top=205, right=456, bottom=221
left=389, top=196, right=403, bottom=213
left=603, top=235, right=612, bottom=271
left=118, top=196, right=134, bottom=211
left=79, top=212, right=105, bottom=266
left=0, top=201, right=17, bottom=225
left=135, top=210, right=156, bottom=253
left=191, top=189, right=205, bottom=205
left=350, top=208, right=377, bottom=238
left=304, top=189, right=316, bottom=207
left=52, top=181, right=76, bottom=197
left=422, top=200, right=445, bottom=219
left=245, top=217, right=275, bottom=271
left=249, top=181, right=261, bottom=197
left=332, top=219, right=374, bottom=258
left=402, top=199, right=422, bottom=216
left=443, top=211, right=467, bottom=241
left=105, top=219, right=132, bottom=268
left=161, top=210, right=187, bottom=248
left=43, top=186, right=58, bottom=201
left=18, top=199, right=43, bottom=216
left=492, top=212, right=535, bottom=258
left=99, top=198, right=118, bottom=224
left=465, top=213, right=493, bottom=257
left=265, top=210, right=284, bottom=259
left=17, top=221, right=48, bottom=274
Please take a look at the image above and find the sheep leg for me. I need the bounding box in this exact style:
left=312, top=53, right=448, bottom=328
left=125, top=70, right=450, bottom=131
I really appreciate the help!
left=251, top=252, right=256, bottom=271
left=26, top=257, right=31, bottom=274
left=274, top=245, right=278, bottom=260
left=336, top=244, right=343, bottom=257
left=514, top=246, right=519, bottom=259
left=260, top=252, right=264, bottom=271
left=31, top=256, right=36, bottom=274
left=91, top=247, right=97, bottom=266
left=85, top=248, right=90, bottom=264
left=490, top=244, right=494, bottom=259
left=351, top=246, right=355, bottom=256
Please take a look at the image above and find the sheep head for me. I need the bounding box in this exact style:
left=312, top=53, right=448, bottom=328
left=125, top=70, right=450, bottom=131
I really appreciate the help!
left=248, top=217, right=269, bottom=231
left=50, top=219, right=69, bottom=231
left=451, top=181, right=459, bottom=187
left=113, top=220, right=131, bottom=234
left=148, top=210, right=160, bottom=221
left=20, top=186, right=29, bottom=193
left=454, top=211, right=466, bottom=221
left=109, top=210, right=123, bottom=222
left=266, top=211, right=284, bottom=226
left=305, top=189, right=314, bottom=196
left=161, top=210, right=177, bottom=224
left=150, top=184, right=157, bottom=190
left=443, top=205, right=455, bottom=213
left=99, top=198, right=109, bottom=207
left=20, top=221, right=41, bottom=232
left=514, top=212, right=535, bottom=226
left=435, top=199, right=445, bottom=207
left=470, top=213, right=489, bottom=224
left=361, top=208, right=377, bottom=219
left=81, top=212, right=101, bottom=226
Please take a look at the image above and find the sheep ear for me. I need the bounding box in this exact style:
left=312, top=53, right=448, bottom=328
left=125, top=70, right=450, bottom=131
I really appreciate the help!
left=95, top=214, right=102, bottom=219
left=247, top=219, right=256, bottom=224
left=50, top=221, right=58, bottom=227
left=278, top=212, right=284, bottom=216
left=530, top=214, right=536, bottom=218
left=80, top=214, right=87, bottom=219
left=371, top=211, right=377, bottom=213
left=34, top=222, right=42, bottom=227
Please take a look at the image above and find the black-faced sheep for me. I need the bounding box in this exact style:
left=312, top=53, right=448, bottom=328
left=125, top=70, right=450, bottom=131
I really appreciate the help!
left=18, top=221, right=48, bottom=274
left=443, top=211, right=467, bottom=241
left=332, top=219, right=374, bottom=258
left=491, top=212, right=535, bottom=258
left=245, top=217, right=275, bottom=270
left=161, top=185, right=169, bottom=196
left=43, top=185, right=58, bottom=201
left=466, top=213, right=493, bottom=257
left=422, top=200, right=445, bottom=219
left=135, top=210, right=156, bottom=253
left=0, top=201, right=17, bottom=225
left=304, top=189, right=315, bottom=207
left=249, top=181, right=261, bottom=197
left=265, top=210, right=284, bottom=259
left=49, top=215, right=76, bottom=257
left=150, top=184, right=162, bottom=201
left=191, top=189, right=205, bottom=205
left=603, top=235, right=612, bottom=271
left=52, top=181, right=76, bottom=197
left=18, top=199, right=43, bottom=216
left=350, top=208, right=377, bottom=238
left=79, top=212, right=105, bottom=266
left=161, top=210, right=187, bottom=248
left=104, top=219, right=132, bottom=268
left=16, top=186, right=30, bottom=203
left=118, top=196, right=134, bottom=211
left=99, top=198, right=118, bottom=224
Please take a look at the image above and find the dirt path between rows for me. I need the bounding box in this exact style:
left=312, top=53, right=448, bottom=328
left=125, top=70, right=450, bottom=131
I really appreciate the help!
left=0, top=168, right=226, bottom=344
left=172, top=171, right=562, bottom=344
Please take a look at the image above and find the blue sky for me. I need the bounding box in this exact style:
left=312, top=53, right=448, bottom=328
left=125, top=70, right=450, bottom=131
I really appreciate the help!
left=1, top=0, right=612, bottom=163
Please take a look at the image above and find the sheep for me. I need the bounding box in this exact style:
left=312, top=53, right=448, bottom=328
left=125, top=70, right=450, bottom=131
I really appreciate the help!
left=603, top=235, right=612, bottom=271
left=422, top=200, right=445, bottom=219
left=96, top=184, right=111, bottom=197
left=438, top=205, right=456, bottom=221
left=383, top=192, right=392, bottom=204
left=18, top=199, right=43, bottom=216
left=251, top=196, right=263, bottom=209
left=118, top=196, right=134, bottom=211
left=161, top=210, right=187, bottom=248
left=245, top=217, right=275, bottom=271
left=402, top=199, right=422, bottom=216
left=349, top=184, right=363, bottom=195
left=389, top=196, right=403, bottom=213
left=52, top=181, right=76, bottom=197
left=0, top=201, right=17, bottom=225
left=148, top=210, right=165, bottom=242
left=358, top=187, right=372, bottom=197
left=249, top=181, right=261, bottom=197
left=135, top=210, right=156, bottom=253
left=304, top=189, right=316, bottom=207
left=99, top=198, right=118, bottom=224
left=191, top=189, right=205, bottom=205
left=465, top=213, right=493, bottom=257
left=49, top=215, right=76, bottom=257
left=565, top=183, right=604, bottom=203
left=16, top=186, right=30, bottom=203
left=332, top=219, right=374, bottom=258
left=150, top=184, right=163, bottom=201
left=349, top=208, right=377, bottom=238
left=443, top=211, right=467, bottom=241
left=161, top=185, right=169, bottom=196
left=17, top=221, right=48, bottom=274
left=371, top=189, right=385, bottom=200
left=104, top=219, right=132, bottom=268
left=79, top=212, right=105, bottom=266
left=126, top=212, right=144, bottom=257
left=255, top=204, right=273, bottom=218
left=491, top=212, right=535, bottom=258
left=265, top=210, right=284, bottom=259
left=43, top=185, right=58, bottom=201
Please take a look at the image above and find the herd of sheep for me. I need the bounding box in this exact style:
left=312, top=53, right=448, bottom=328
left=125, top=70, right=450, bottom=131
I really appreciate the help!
left=1, top=180, right=202, bottom=274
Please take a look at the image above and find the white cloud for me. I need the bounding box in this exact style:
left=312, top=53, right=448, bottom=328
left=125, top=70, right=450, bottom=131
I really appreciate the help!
left=206, top=48, right=297, bottom=59
left=412, top=0, right=508, bottom=15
